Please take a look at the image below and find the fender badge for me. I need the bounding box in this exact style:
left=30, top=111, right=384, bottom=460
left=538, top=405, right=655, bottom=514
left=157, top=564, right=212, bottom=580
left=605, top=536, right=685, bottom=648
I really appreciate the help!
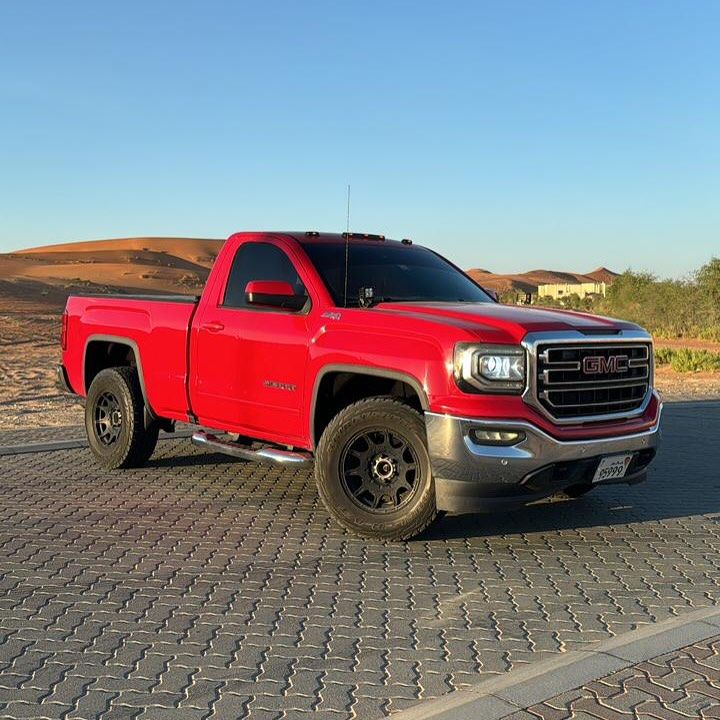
left=263, top=380, right=297, bottom=392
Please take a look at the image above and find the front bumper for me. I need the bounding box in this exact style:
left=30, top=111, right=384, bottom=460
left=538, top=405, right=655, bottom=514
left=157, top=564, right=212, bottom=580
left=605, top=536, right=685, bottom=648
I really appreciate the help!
left=426, top=402, right=662, bottom=513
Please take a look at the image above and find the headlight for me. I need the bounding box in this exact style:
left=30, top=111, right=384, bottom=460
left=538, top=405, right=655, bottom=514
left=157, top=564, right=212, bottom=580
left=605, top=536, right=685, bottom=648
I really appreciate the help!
left=454, top=343, right=526, bottom=393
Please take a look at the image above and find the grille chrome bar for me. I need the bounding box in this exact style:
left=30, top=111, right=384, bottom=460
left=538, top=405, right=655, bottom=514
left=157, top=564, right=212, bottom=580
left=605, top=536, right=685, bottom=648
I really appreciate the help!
left=540, top=375, right=649, bottom=391
left=541, top=361, right=581, bottom=371
left=540, top=392, right=647, bottom=409
left=541, top=368, right=649, bottom=387
left=541, top=344, right=650, bottom=358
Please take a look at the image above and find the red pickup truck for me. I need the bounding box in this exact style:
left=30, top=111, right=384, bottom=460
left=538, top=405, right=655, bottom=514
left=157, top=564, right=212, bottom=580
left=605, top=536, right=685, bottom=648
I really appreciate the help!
left=59, top=231, right=662, bottom=540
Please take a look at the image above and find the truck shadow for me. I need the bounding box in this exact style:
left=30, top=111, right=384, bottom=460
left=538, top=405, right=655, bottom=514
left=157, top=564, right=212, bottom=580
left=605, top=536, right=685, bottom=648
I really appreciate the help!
left=423, top=400, right=720, bottom=541
left=145, top=452, right=240, bottom=468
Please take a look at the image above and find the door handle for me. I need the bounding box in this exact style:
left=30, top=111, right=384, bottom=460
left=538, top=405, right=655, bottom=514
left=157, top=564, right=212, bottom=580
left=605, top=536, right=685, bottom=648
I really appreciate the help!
left=203, top=321, right=225, bottom=333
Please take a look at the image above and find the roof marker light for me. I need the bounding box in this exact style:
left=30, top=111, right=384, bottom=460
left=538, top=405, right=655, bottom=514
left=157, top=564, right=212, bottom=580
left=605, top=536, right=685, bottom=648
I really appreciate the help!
left=341, top=232, right=385, bottom=241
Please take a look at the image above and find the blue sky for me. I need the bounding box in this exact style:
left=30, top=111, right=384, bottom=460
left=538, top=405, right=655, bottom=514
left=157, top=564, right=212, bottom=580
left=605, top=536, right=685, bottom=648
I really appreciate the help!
left=1, top=1, right=718, bottom=277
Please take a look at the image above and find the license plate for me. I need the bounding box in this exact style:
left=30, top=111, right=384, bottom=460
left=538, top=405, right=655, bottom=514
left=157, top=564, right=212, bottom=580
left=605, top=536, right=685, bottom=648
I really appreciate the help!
left=593, top=454, right=634, bottom=483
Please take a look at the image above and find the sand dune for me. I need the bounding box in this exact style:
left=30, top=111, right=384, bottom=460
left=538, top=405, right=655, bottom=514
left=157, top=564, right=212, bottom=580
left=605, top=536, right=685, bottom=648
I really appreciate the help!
left=0, top=237, right=224, bottom=308
left=17, top=236, right=223, bottom=266
left=14, top=248, right=212, bottom=272
left=469, top=266, right=618, bottom=295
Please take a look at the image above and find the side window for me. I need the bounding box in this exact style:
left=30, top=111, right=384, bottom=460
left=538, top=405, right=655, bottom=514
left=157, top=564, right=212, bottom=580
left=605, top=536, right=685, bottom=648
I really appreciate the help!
left=222, top=243, right=307, bottom=309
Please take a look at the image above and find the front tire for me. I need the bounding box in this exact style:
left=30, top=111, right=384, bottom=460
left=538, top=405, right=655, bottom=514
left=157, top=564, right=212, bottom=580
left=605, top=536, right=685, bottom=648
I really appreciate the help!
left=85, top=367, right=159, bottom=469
left=315, top=398, right=438, bottom=540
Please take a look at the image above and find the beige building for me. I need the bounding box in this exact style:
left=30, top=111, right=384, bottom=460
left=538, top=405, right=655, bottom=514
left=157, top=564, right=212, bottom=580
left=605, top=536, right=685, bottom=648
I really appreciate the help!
left=537, top=281, right=607, bottom=300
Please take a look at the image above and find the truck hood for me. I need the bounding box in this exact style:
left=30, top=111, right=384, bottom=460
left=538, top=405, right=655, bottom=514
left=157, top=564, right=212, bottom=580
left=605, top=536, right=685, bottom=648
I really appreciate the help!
left=374, top=301, right=636, bottom=343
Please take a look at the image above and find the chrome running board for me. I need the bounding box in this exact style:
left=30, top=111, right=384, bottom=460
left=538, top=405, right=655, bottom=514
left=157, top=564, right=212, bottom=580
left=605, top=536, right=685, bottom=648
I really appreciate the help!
left=191, top=431, right=312, bottom=466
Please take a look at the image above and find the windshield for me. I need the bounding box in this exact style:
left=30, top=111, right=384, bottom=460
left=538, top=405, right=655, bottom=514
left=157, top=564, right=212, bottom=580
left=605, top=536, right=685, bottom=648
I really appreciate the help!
left=302, top=242, right=493, bottom=308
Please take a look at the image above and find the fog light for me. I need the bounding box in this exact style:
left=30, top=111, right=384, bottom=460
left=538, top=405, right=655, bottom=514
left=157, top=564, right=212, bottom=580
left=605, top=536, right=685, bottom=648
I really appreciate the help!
left=470, top=429, right=526, bottom=446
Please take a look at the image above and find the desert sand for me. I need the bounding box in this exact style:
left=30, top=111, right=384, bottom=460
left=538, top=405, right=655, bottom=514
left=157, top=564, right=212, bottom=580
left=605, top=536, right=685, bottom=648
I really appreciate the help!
left=1, top=236, right=222, bottom=299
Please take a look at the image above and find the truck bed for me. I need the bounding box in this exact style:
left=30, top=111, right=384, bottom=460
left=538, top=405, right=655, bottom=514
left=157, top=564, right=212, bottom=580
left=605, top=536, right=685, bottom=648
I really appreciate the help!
left=63, top=293, right=199, bottom=421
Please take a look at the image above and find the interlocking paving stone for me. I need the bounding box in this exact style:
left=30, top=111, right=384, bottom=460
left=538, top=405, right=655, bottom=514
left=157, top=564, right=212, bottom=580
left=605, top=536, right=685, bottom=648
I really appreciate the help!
left=0, top=403, right=719, bottom=719
left=0, top=424, right=193, bottom=455
left=0, top=424, right=85, bottom=447
left=519, top=634, right=720, bottom=719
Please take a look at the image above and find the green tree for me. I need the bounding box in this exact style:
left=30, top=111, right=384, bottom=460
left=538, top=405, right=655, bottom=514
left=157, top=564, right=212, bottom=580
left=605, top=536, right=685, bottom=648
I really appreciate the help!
left=696, top=257, right=720, bottom=335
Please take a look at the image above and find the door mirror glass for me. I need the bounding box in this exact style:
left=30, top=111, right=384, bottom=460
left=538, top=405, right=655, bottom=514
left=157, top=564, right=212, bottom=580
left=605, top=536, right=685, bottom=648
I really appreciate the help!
left=245, top=280, right=307, bottom=311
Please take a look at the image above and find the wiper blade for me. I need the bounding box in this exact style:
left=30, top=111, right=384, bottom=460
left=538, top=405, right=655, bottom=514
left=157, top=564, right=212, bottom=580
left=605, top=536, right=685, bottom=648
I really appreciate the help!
left=372, top=296, right=426, bottom=305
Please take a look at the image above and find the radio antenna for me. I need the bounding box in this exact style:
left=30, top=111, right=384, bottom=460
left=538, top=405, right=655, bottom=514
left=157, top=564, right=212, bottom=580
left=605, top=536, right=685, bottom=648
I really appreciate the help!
left=343, top=184, right=350, bottom=307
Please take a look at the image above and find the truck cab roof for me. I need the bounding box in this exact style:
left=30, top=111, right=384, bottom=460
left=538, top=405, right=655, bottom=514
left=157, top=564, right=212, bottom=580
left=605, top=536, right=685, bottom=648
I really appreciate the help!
left=285, top=231, right=409, bottom=247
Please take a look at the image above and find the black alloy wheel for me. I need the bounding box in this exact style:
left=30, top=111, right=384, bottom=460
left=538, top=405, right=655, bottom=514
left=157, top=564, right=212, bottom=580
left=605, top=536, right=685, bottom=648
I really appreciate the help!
left=340, top=428, right=420, bottom=512
left=315, top=397, right=438, bottom=540
left=85, top=367, right=159, bottom=469
left=94, top=390, right=124, bottom=446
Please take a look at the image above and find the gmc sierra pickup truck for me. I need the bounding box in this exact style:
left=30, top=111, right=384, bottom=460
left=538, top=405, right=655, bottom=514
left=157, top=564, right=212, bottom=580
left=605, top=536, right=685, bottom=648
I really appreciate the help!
left=59, top=231, right=662, bottom=540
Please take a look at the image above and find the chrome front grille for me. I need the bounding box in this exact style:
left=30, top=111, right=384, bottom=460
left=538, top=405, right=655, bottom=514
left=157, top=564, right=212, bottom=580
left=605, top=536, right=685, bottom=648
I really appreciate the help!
left=535, top=342, right=651, bottom=420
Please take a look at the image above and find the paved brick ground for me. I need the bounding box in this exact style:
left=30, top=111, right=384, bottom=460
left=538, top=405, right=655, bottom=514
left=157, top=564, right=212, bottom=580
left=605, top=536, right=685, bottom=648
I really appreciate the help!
left=0, top=424, right=85, bottom=447
left=1, top=402, right=719, bottom=719
left=508, top=634, right=720, bottom=719
left=0, top=424, right=192, bottom=450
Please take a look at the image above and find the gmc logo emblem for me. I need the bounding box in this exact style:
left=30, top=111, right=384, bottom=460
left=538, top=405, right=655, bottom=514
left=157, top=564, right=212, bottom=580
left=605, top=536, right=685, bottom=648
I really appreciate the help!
left=582, top=355, right=629, bottom=374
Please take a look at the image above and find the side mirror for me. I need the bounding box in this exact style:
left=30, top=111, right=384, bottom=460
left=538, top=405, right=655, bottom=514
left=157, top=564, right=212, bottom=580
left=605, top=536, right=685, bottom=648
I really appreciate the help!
left=488, top=289, right=499, bottom=302
left=244, top=280, right=307, bottom=311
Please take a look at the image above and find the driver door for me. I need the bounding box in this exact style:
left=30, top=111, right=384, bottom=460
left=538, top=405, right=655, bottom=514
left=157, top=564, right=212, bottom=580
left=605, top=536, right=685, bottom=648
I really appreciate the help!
left=192, top=240, right=311, bottom=444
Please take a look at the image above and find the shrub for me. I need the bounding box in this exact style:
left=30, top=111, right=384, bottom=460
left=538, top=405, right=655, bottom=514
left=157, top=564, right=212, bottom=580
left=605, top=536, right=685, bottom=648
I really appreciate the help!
left=669, top=349, right=720, bottom=373
left=653, top=347, right=720, bottom=372
left=654, top=347, right=674, bottom=365
left=699, top=326, right=720, bottom=343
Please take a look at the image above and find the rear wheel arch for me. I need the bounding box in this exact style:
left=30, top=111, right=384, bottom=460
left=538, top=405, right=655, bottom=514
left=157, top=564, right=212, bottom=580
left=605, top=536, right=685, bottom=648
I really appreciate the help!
left=310, top=365, right=429, bottom=448
left=83, top=335, right=151, bottom=411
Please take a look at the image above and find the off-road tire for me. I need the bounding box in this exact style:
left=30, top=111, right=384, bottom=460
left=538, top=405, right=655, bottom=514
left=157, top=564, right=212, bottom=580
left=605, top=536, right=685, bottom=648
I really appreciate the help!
left=315, top=398, right=437, bottom=540
left=85, top=367, right=159, bottom=469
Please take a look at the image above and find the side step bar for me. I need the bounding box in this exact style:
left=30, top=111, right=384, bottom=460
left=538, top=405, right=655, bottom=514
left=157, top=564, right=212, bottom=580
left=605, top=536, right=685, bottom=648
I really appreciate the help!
left=191, top=431, right=312, bottom=466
